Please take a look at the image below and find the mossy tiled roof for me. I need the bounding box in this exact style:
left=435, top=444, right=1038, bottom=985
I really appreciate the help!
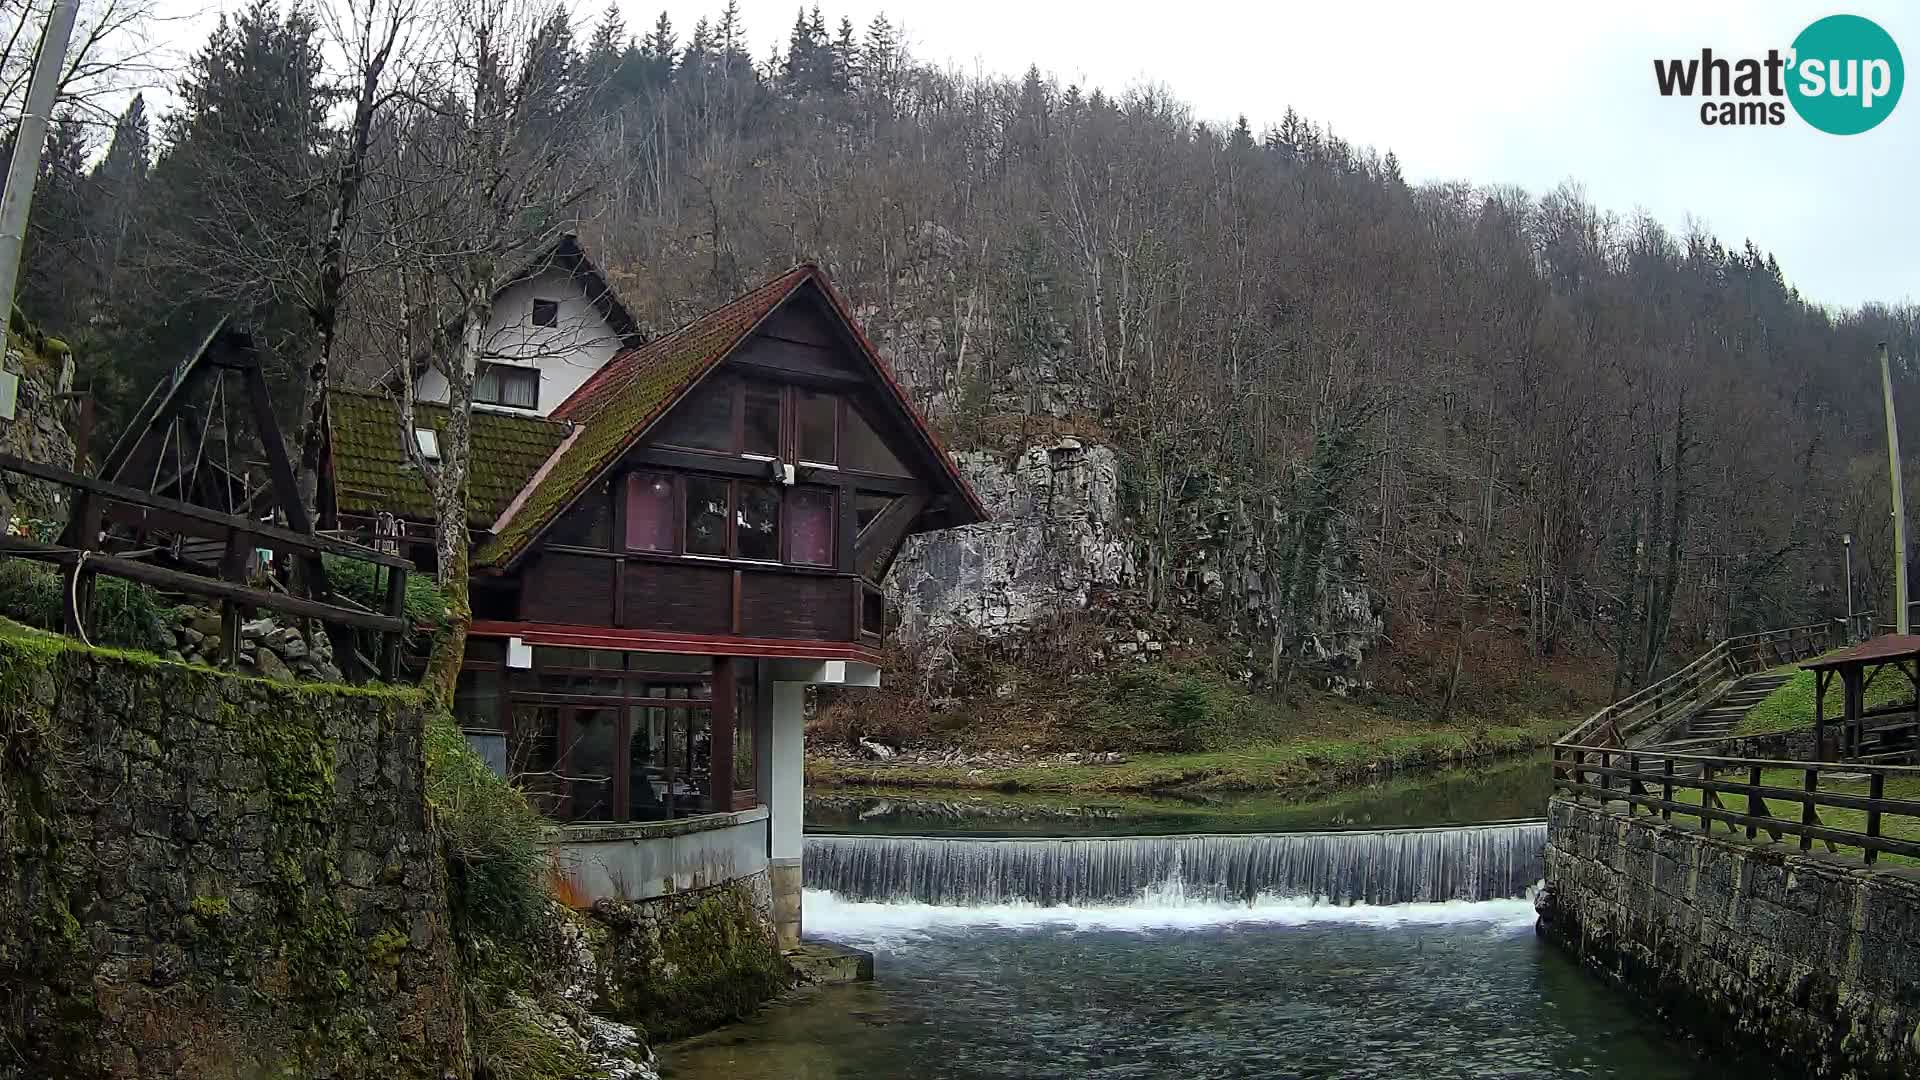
left=472, top=266, right=814, bottom=567
left=328, top=387, right=570, bottom=526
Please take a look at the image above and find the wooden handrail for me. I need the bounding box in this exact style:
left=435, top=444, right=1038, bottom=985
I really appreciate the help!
left=1552, top=743, right=1920, bottom=865
left=1559, top=620, right=1843, bottom=747
left=0, top=451, right=412, bottom=680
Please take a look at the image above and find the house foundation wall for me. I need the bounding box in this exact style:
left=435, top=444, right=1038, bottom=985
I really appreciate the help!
left=548, top=807, right=770, bottom=903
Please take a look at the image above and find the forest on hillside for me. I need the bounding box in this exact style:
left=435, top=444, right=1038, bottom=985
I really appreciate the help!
left=13, top=0, right=1920, bottom=700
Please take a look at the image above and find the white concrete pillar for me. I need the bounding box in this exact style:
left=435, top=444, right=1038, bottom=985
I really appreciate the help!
left=767, top=680, right=806, bottom=950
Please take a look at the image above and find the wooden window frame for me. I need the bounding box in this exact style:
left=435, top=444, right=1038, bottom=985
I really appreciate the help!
left=459, top=647, right=767, bottom=824
left=474, top=361, right=540, bottom=411
left=530, top=298, right=560, bottom=327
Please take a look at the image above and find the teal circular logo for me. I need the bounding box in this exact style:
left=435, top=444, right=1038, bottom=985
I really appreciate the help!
left=1788, top=14, right=1903, bottom=135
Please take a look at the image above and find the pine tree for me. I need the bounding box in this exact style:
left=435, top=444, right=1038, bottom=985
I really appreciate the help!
left=84, top=94, right=150, bottom=314
left=18, top=114, right=92, bottom=332
left=860, top=13, right=900, bottom=113
left=683, top=17, right=713, bottom=80
left=1229, top=114, right=1254, bottom=153
left=107, top=0, right=330, bottom=414
left=641, top=11, right=677, bottom=87
left=832, top=16, right=857, bottom=92
left=584, top=3, right=626, bottom=107
left=716, top=0, right=747, bottom=75
left=1382, top=150, right=1405, bottom=188
left=783, top=7, right=816, bottom=90
left=518, top=10, right=582, bottom=132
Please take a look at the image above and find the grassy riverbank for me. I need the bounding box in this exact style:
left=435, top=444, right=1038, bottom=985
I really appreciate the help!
left=1736, top=655, right=1914, bottom=737
left=806, top=713, right=1565, bottom=795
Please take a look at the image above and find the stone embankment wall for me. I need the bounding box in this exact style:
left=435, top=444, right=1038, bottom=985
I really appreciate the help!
left=1540, top=797, right=1920, bottom=1080
left=0, top=627, right=466, bottom=1080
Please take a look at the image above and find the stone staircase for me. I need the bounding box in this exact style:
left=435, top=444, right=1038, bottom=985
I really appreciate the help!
left=1682, top=672, right=1792, bottom=742
left=1646, top=671, right=1793, bottom=776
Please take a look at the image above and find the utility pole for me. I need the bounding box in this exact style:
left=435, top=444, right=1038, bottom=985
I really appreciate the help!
left=0, top=0, right=79, bottom=323
left=1881, top=342, right=1909, bottom=635
left=1843, top=532, right=1856, bottom=641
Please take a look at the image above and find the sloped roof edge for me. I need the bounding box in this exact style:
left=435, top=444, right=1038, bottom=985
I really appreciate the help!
left=475, top=264, right=988, bottom=571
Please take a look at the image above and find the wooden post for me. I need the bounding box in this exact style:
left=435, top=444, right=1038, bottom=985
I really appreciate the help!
left=218, top=528, right=250, bottom=671
left=1701, top=761, right=1715, bottom=834
left=1815, top=668, right=1829, bottom=761
left=1800, top=768, right=1818, bottom=852
left=1662, top=757, right=1674, bottom=820
left=380, top=562, right=407, bottom=681
left=1866, top=771, right=1885, bottom=866
left=1746, top=764, right=1763, bottom=840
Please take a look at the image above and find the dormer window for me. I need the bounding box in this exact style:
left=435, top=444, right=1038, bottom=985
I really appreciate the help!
left=474, top=362, right=539, bottom=410
left=530, top=298, right=560, bottom=327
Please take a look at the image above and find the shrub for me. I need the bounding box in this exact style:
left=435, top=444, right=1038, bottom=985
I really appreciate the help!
left=1080, top=665, right=1245, bottom=753
left=0, top=560, right=175, bottom=653
left=425, top=711, right=547, bottom=953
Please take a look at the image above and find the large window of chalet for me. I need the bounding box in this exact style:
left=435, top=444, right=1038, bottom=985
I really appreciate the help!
left=656, top=376, right=912, bottom=478
left=452, top=646, right=763, bottom=824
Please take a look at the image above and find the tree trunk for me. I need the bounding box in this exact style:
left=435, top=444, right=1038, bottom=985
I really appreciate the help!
left=293, top=24, right=398, bottom=517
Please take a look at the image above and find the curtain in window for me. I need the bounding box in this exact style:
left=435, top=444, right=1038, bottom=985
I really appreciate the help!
left=476, top=363, right=538, bottom=409
left=789, top=488, right=834, bottom=565
left=625, top=472, right=675, bottom=551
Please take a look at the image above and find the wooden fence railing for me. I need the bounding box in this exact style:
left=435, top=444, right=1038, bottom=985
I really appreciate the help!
left=1558, top=621, right=1848, bottom=749
left=1552, top=743, right=1920, bottom=865
left=0, top=451, right=411, bottom=678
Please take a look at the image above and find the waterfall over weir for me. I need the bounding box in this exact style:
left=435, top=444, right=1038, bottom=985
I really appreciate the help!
left=804, top=821, right=1545, bottom=907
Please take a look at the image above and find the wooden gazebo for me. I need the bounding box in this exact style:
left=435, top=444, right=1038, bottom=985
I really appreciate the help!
left=1803, top=635, right=1920, bottom=762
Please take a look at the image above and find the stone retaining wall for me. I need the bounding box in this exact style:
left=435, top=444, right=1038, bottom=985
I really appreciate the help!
left=1540, top=797, right=1920, bottom=1080
left=591, top=872, right=791, bottom=1043
left=0, top=627, right=466, bottom=1079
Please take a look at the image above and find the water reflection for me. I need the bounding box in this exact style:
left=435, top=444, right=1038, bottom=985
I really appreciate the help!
left=806, top=753, right=1554, bottom=837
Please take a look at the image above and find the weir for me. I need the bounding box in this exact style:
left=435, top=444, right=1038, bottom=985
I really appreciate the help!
left=804, top=820, right=1545, bottom=907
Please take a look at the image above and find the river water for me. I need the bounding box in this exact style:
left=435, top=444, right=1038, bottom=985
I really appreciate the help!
left=660, top=761, right=1752, bottom=1080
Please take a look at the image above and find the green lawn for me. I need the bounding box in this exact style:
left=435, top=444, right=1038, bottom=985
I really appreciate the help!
left=1598, top=767, right=1920, bottom=866
left=1734, top=653, right=1915, bottom=736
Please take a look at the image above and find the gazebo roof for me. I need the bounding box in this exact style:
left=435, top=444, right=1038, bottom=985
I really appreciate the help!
left=1802, top=634, right=1920, bottom=672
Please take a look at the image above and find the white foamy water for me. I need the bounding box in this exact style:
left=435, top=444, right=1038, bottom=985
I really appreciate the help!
left=806, top=821, right=1547, bottom=908
left=804, top=884, right=1539, bottom=948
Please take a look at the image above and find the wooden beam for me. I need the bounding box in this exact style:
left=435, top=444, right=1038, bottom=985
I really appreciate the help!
left=0, top=452, right=412, bottom=569
left=855, top=494, right=927, bottom=579
left=0, top=536, right=407, bottom=633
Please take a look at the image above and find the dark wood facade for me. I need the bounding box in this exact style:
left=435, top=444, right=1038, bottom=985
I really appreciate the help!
left=489, top=294, right=942, bottom=659
left=439, top=278, right=982, bottom=824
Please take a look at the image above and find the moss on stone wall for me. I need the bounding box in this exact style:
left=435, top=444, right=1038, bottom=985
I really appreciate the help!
left=595, top=876, right=792, bottom=1044
left=0, top=620, right=467, bottom=1080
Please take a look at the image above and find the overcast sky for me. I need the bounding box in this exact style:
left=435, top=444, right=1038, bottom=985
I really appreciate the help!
left=622, top=0, right=1917, bottom=311
left=153, top=0, right=1918, bottom=309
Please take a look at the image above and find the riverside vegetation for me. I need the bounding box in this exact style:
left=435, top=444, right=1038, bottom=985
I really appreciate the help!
left=14, top=0, right=1911, bottom=777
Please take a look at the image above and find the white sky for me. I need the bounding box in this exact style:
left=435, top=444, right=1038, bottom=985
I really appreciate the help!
left=152, top=0, right=1920, bottom=309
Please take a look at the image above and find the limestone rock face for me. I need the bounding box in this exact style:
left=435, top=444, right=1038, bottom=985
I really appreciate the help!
left=887, top=437, right=1384, bottom=672
left=889, top=439, right=1132, bottom=639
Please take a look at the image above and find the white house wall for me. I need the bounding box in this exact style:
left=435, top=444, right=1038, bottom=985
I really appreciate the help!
left=415, top=266, right=622, bottom=417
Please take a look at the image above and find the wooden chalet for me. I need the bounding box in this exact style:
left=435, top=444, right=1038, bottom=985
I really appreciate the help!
left=323, top=260, right=986, bottom=942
